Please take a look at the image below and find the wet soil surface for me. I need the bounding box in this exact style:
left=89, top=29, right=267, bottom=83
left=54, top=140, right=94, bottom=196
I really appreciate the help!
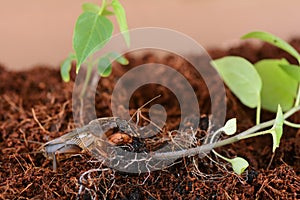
left=1, top=40, right=300, bottom=199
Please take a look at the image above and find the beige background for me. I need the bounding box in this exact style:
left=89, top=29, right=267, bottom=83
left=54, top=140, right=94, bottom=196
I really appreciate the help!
left=1, top=0, right=300, bottom=70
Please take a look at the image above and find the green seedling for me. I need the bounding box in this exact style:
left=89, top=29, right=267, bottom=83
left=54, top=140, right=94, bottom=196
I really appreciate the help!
left=212, top=150, right=249, bottom=175
left=60, top=0, right=130, bottom=83
left=153, top=105, right=287, bottom=175
left=214, top=105, right=282, bottom=174
left=211, top=105, right=282, bottom=174
left=211, top=118, right=249, bottom=175
left=212, top=31, right=300, bottom=116
left=206, top=31, right=300, bottom=174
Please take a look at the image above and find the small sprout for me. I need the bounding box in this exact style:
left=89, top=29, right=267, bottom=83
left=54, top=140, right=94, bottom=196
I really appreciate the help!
left=212, top=150, right=249, bottom=175
left=98, top=56, right=112, bottom=77
left=107, top=52, right=129, bottom=65
left=60, top=54, right=76, bottom=82
left=97, top=52, right=129, bottom=76
left=222, top=118, right=237, bottom=135
left=61, top=1, right=130, bottom=82
left=230, top=157, right=250, bottom=175
left=270, top=105, right=284, bottom=152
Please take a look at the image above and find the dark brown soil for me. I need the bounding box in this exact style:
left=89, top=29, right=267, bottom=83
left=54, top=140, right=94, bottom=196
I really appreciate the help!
left=1, top=40, right=300, bottom=199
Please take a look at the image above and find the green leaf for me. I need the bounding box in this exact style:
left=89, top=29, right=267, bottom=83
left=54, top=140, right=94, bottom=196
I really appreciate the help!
left=211, top=56, right=262, bottom=108
left=242, top=31, right=300, bottom=63
left=73, top=12, right=113, bottom=72
left=111, top=0, right=130, bottom=47
left=98, top=56, right=112, bottom=77
left=107, top=52, right=129, bottom=65
left=230, top=157, right=249, bottom=175
left=222, top=118, right=237, bottom=135
left=82, top=3, right=100, bottom=13
left=60, top=54, right=75, bottom=82
left=213, top=150, right=249, bottom=175
left=271, top=105, right=284, bottom=152
left=255, top=59, right=298, bottom=112
left=279, top=63, right=300, bottom=82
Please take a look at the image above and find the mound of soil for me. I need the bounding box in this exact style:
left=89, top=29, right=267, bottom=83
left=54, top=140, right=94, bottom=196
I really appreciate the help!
left=0, top=40, right=300, bottom=199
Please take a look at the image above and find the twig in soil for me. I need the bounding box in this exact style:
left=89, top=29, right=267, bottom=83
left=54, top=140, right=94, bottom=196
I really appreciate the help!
left=141, top=188, right=157, bottom=200
left=256, top=179, right=269, bottom=199
left=32, top=108, right=48, bottom=133
left=56, top=100, right=70, bottom=130
left=262, top=189, right=274, bottom=200
left=19, top=183, right=33, bottom=197
left=26, top=153, right=36, bottom=167
left=17, top=135, right=43, bottom=146
left=266, top=153, right=275, bottom=170
left=19, top=128, right=28, bottom=147
left=3, top=94, right=21, bottom=112
left=42, top=100, right=70, bottom=131
left=13, top=154, right=26, bottom=173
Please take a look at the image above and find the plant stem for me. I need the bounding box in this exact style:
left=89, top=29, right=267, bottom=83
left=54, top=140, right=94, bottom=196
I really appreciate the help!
left=98, top=0, right=107, bottom=15
left=212, top=149, right=230, bottom=162
left=237, top=129, right=271, bottom=140
left=238, top=105, right=300, bottom=137
left=152, top=105, right=300, bottom=160
left=284, top=120, right=300, bottom=128
left=80, top=60, right=94, bottom=99
left=256, top=97, right=261, bottom=125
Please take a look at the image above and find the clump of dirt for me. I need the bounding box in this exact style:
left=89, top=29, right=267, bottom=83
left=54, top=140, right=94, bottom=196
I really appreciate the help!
left=0, top=39, right=300, bottom=199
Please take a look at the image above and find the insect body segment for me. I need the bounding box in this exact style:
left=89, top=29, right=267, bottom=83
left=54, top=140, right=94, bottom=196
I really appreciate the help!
left=43, top=143, right=82, bottom=171
left=41, top=129, right=88, bottom=171
left=41, top=117, right=135, bottom=170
